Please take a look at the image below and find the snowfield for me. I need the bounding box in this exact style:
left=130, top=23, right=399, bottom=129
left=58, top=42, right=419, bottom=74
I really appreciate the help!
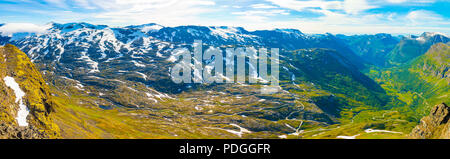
left=3, top=76, right=29, bottom=126
left=336, top=134, right=359, bottom=139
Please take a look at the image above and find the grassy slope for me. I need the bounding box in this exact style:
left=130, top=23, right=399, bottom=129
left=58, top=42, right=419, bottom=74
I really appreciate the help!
left=51, top=91, right=233, bottom=139
left=0, top=44, right=60, bottom=138
left=369, top=43, right=449, bottom=117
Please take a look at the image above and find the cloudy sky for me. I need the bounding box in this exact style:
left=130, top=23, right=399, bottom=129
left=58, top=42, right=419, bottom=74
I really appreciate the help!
left=0, top=0, right=449, bottom=34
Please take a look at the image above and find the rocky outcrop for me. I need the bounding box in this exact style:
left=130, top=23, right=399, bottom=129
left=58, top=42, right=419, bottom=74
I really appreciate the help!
left=411, top=103, right=450, bottom=139
left=0, top=122, right=48, bottom=139
left=0, top=44, right=60, bottom=138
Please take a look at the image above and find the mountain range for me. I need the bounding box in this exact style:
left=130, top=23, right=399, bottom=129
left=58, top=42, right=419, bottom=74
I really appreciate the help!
left=0, top=22, right=448, bottom=139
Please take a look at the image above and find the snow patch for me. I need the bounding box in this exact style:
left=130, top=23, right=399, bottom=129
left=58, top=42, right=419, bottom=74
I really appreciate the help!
left=136, top=72, right=147, bottom=80
left=145, top=93, right=158, bottom=103
left=131, top=60, right=145, bottom=67
left=3, top=76, right=29, bottom=127
left=75, top=83, right=85, bottom=90
left=336, top=134, right=360, bottom=139
left=209, top=27, right=238, bottom=39
left=142, top=25, right=163, bottom=32
left=228, top=124, right=251, bottom=137
left=364, top=129, right=402, bottom=134
left=205, top=124, right=251, bottom=138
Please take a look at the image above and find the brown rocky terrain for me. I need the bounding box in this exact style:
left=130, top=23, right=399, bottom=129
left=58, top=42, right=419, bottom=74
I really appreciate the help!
left=0, top=122, right=49, bottom=139
left=411, top=103, right=450, bottom=139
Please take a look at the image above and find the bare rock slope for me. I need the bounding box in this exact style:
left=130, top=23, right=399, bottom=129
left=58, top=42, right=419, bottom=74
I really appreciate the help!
left=411, top=103, right=450, bottom=139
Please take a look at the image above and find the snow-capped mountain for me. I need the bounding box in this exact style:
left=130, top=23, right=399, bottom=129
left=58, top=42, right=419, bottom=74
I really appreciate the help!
left=0, top=22, right=366, bottom=74
left=0, top=22, right=444, bottom=108
left=0, top=22, right=365, bottom=108
left=386, top=31, right=450, bottom=65
left=409, top=32, right=449, bottom=43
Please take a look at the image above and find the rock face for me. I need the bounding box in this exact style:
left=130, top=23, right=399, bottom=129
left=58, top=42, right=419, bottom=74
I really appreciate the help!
left=411, top=103, right=450, bottom=139
left=0, top=122, right=48, bottom=139
left=0, top=44, right=60, bottom=138
left=416, top=43, right=449, bottom=82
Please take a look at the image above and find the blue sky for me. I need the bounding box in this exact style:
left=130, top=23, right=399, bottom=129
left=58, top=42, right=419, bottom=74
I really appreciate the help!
left=0, top=0, right=449, bottom=35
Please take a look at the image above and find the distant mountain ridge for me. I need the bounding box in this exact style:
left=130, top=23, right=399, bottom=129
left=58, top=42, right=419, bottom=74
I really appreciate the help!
left=1, top=22, right=447, bottom=70
left=386, top=32, right=449, bottom=66
left=337, top=33, right=400, bottom=66
left=0, top=22, right=374, bottom=94
left=0, top=22, right=367, bottom=66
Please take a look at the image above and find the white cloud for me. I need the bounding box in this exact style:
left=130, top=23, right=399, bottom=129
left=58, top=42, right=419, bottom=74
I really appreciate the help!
left=114, top=0, right=187, bottom=10
left=1, top=0, right=448, bottom=35
left=293, top=8, right=448, bottom=34
left=44, top=0, right=69, bottom=8
left=266, top=0, right=376, bottom=14
left=386, top=0, right=408, bottom=3
left=221, top=18, right=448, bottom=35
left=233, top=10, right=289, bottom=16
left=406, top=10, right=445, bottom=26
left=89, top=0, right=216, bottom=26
left=265, top=0, right=343, bottom=11
left=232, top=10, right=289, bottom=22
left=251, top=0, right=448, bottom=34
left=343, top=0, right=377, bottom=14
left=73, top=0, right=96, bottom=9
left=217, top=7, right=449, bottom=35
left=0, top=23, right=51, bottom=36
left=385, top=0, right=435, bottom=4
left=250, top=4, right=278, bottom=9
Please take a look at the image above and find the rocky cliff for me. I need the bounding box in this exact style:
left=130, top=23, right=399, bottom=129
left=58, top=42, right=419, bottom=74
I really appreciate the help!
left=0, top=44, right=60, bottom=139
left=411, top=103, right=450, bottom=139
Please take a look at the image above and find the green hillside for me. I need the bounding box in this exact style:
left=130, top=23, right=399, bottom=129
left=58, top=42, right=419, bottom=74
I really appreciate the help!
left=386, top=33, right=449, bottom=66
left=369, top=43, right=449, bottom=119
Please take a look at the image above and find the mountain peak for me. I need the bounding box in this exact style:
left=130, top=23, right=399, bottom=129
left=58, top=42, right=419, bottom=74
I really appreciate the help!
left=209, top=26, right=248, bottom=34
left=125, top=23, right=164, bottom=33
left=421, top=32, right=448, bottom=38
left=52, top=22, right=108, bottom=31
left=125, top=23, right=162, bottom=28
left=273, top=28, right=303, bottom=35
left=374, top=33, right=393, bottom=38
left=211, top=26, right=245, bottom=31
